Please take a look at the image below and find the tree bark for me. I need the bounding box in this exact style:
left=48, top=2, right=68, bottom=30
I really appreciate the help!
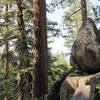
left=32, top=0, right=48, bottom=99
left=81, top=0, right=87, bottom=24
left=4, top=42, right=9, bottom=79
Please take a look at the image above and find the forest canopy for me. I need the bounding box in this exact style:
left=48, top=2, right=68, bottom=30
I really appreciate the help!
left=0, top=0, right=100, bottom=100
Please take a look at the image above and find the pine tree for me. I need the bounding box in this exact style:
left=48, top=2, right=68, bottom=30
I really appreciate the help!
left=32, top=0, right=48, bottom=99
left=81, top=0, right=87, bottom=24
left=16, top=0, right=29, bottom=67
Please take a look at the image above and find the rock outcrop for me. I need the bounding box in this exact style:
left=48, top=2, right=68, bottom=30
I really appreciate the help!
left=48, top=18, right=100, bottom=100
left=60, top=18, right=100, bottom=100
left=60, top=74, right=95, bottom=100
left=70, top=18, right=100, bottom=73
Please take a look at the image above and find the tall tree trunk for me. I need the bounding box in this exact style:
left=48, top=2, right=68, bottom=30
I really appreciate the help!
left=4, top=4, right=9, bottom=100
left=4, top=42, right=9, bottom=79
left=16, top=0, right=29, bottom=67
left=16, top=0, right=31, bottom=100
left=32, top=0, right=48, bottom=99
left=81, top=0, right=87, bottom=24
left=4, top=4, right=9, bottom=79
left=4, top=96, right=7, bottom=100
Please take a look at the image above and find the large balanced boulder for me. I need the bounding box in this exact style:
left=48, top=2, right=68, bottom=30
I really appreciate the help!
left=70, top=18, right=100, bottom=73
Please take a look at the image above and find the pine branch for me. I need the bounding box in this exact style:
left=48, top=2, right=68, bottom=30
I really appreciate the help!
left=64, top=8, right=81, bottom=21
left=0, top=35, right=18, bottom=47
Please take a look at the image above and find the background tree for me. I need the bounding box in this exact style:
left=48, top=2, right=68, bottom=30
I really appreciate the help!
left=93, top=0, right=100, bottom=27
